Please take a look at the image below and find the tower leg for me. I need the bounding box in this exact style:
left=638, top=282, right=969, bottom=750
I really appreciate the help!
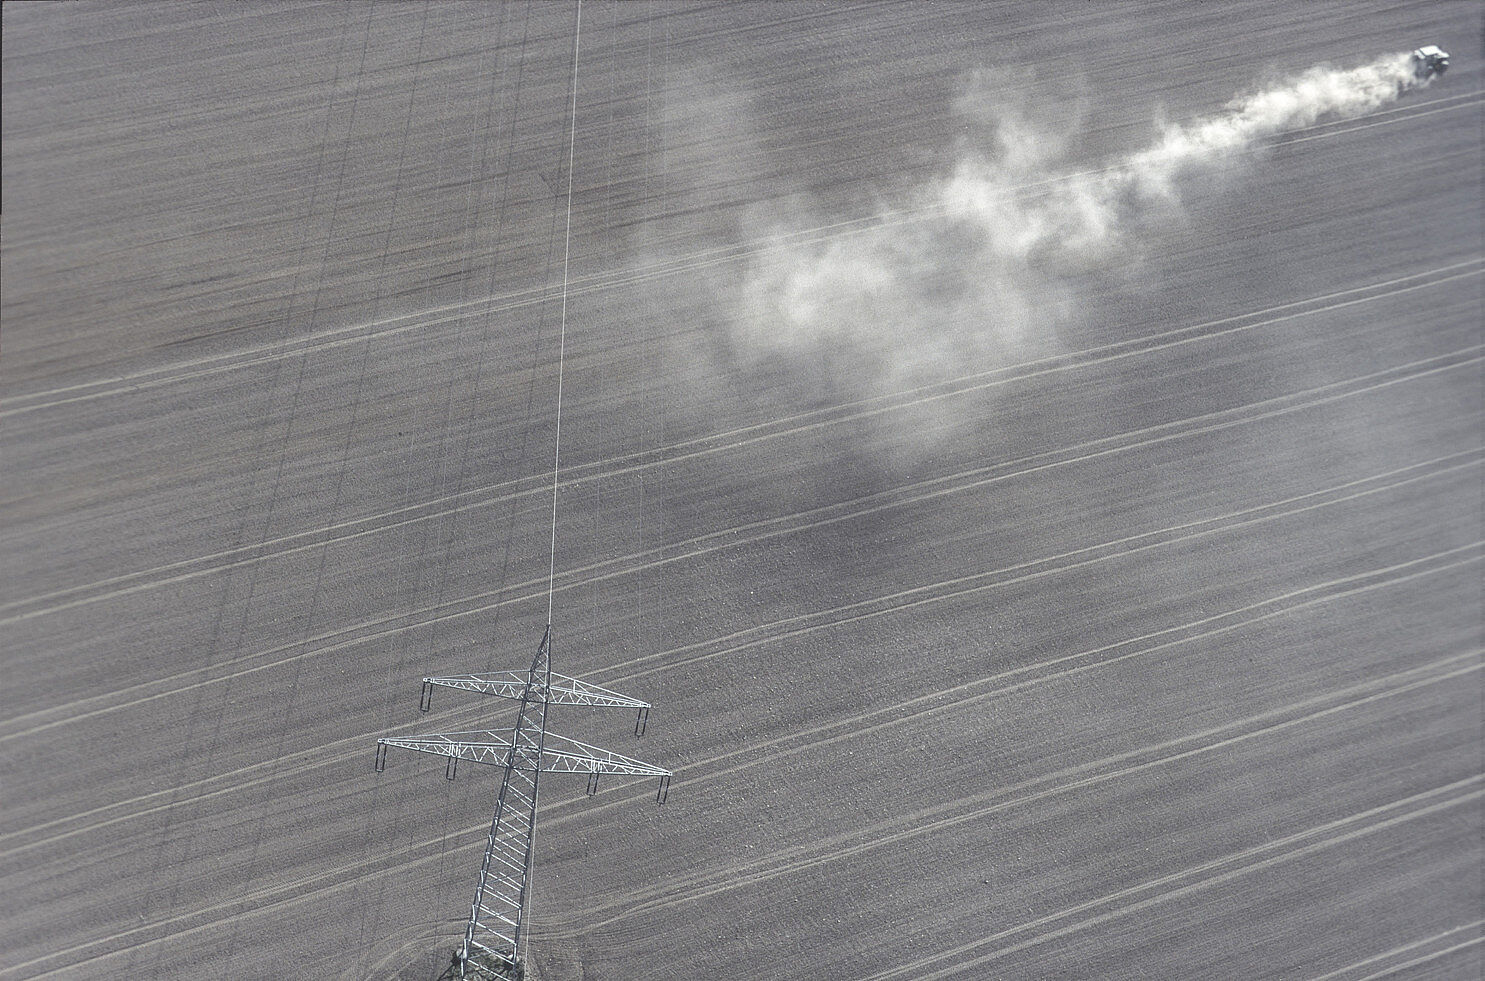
left=374, top=742, right=387, bottom=772
left=421, top=680, right=434, bottom=713
left=635, top=706, right=650, bottom=737
left=656, top=774, right=670, bottom=804
left=446, top=756, right=458, bottom=781
left=459, top=629, right=551, bottom=980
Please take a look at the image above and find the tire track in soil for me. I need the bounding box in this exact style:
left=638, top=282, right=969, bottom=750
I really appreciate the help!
left=12, top=651, right=1476, bottom=979
left=866, top=776, right=1485, bottom=980
left=3, top=89, right=1476, bottom=418
left=3, top=541, right=1472, bottom=860
left=1307, top=921, right=1485, bottom=981
left=2, top=349, right=1478, bottom=742
left=4, top=260, right=1478, bottom=625
left=541, top=658, right=1483, bottom=940
left=591, top=438, right=1480, bottom=687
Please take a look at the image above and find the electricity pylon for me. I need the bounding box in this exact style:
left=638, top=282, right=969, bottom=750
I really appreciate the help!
left=376, top=625, right=671, bottom=980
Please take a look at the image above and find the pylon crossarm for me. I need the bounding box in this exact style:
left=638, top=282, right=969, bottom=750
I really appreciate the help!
left=378, top=624, right=672, bottom=978
left=378, top=731, right=515, bottom=769
left=540, top=731, right=671, bottom=776
left=379, top=730, right=669, bottom=777
left=425, top=672, right=529, bottom=701
left=549, top=672, right=650, bottom=708
left=424, top=672, right=650, bottom=709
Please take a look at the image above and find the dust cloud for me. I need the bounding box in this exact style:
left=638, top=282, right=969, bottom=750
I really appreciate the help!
left=731, top=53, right=1430, bottom=402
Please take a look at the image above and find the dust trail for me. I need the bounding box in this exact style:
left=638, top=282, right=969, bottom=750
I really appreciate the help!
left=734, top=54, right=1433, bottom=399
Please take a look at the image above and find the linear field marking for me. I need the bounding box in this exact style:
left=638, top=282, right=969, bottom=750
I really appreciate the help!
left=5, top=258, right=1478, bottom=625
left=1348, top=938, right=1484, bottom=981
left=1308, top=921, right=1485, bottom=981
left=548, top=657, right=1484, bottom=934
left=2, top=543, right=1473, bottom=860
left=3, top=92, right=1477, bottom=419
left=9, top=652, right=1478, bottom=979
left=879, top=779, right=1485, bottom=981
left=1, top=405, right=1476, bottom=743
left=598, top=444, right=1481, bottom=685
left=1280, top=95, right=1485, bottom=145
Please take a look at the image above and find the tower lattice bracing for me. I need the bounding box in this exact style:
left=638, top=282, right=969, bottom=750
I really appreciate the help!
left=371, top=8, right=659, bottom=976
left=464, top=628, right=549, bottom=978
left=375, top=626, right=670, bottom=980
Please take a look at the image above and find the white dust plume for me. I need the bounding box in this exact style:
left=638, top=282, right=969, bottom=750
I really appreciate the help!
left=734, top=53, right=1430, bottom=394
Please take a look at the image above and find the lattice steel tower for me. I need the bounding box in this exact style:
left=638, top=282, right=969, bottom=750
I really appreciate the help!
left=371, top=4, right=669, bottom=976
left=376, top=625, right=670, bottom=980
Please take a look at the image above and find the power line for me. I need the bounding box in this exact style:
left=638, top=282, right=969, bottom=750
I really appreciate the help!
left=374, top=6, right=671, bottom=981
left=547, top=0, right=582, bottom=628
left=532, top=3, right=582, bottom=962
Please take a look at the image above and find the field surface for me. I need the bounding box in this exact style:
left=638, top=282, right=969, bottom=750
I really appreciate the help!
left=2, top=2, right=1481, bottom=979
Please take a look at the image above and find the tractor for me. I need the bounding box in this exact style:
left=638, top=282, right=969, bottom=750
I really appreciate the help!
left=1411, top=45, right=1449, bottom=80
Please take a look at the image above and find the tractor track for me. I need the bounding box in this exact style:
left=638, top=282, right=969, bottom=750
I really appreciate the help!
left=10, top=647, right=1476, bottom=979
left=1, top=347, right=1478, bottom=740
left=2, top=532, right=1475, bottom=870
left=1307, top=921, right=1485, bottom=981
left=2, top=90, right=1475, bottom=422
left=2, top=258, right=1478, bottom=628
left=861, top=775, right=1484, bottom=980
left=7, top=5, right=1481, bottom=978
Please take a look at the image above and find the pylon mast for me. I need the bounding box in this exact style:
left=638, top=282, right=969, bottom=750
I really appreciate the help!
left=375, top=626, right=670, bottom=980
left=470, top=626, right=547, bottom=978
left=373, top=9, right=645, bottom=977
